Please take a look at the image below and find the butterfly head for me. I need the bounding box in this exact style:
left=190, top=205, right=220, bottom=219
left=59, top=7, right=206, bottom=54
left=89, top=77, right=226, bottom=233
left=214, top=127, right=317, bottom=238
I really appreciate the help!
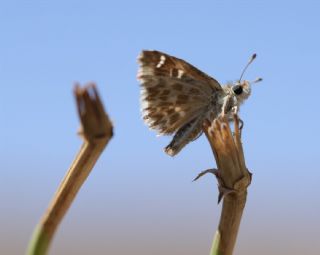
left=232, top=53, right=262, bottom=103
left=232, top=78, right=262, bottom=102
left=232, top=80, right=251, bottom=101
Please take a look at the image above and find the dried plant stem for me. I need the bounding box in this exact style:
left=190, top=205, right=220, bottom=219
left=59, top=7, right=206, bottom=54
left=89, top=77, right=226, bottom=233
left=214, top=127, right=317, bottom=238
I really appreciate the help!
left=210, top=192, right=247, bottom=255
left=27, top=84, right=113, bottom=255
left=197, top=115, right=251, bottom=255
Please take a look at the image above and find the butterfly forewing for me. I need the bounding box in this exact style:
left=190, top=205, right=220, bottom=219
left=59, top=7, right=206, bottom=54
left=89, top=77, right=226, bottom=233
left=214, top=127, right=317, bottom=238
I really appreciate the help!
left=138, top=50, right=222, bottom=91
left=138, top=50, right=222, bottom=135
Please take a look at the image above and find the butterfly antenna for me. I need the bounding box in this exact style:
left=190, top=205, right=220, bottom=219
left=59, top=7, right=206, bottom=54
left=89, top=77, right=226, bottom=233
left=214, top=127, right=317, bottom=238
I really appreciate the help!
left=239, top=53, right=257, bottom=82
left=252, top=77, right=263, bottom=84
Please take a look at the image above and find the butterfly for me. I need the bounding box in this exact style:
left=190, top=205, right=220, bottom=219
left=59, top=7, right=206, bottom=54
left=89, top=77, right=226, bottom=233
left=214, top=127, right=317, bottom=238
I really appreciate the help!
left=137, top=50, right=261, bottom=156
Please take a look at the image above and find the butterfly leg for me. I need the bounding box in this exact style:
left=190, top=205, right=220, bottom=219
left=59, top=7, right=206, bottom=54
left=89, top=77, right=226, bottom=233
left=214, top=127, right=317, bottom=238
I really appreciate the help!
left=230, top=105, right=244, bottom=131
left=232, top=105, right=239, bottom=115
left=239, top=118, right=244, bottom=130
left=221, top=95, right=234, bottom=117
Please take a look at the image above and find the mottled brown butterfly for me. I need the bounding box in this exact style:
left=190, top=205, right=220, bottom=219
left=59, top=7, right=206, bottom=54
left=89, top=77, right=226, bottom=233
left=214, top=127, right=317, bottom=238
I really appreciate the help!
left=137, top=50, right=261, bottom=156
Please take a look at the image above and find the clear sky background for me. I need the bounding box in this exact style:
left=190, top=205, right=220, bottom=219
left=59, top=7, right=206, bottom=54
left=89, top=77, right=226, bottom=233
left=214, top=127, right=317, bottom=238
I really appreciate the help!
left=1, top=1, right=320, bottom=254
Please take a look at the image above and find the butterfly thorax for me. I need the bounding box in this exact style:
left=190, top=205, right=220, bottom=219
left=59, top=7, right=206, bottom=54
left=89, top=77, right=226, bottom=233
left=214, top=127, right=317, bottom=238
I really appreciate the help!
left=207, top=90, right=226, bottom=120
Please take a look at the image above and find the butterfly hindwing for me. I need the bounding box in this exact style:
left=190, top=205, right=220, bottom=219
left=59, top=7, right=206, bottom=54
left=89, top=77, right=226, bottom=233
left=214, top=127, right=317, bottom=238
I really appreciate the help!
left=140, top=76, right=211, bottom=134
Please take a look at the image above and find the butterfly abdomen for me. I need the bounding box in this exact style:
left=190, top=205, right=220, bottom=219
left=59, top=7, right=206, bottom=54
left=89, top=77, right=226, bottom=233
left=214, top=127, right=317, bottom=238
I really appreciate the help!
left=164, top=115, right=205, bottom=156
left=164, top=92, right=225, bottom=156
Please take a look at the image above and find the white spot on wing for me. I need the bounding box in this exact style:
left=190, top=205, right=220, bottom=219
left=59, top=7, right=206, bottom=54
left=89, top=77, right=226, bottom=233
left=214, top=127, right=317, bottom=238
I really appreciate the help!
left=178, top=69, right=184, bottom=78
left=156, top=55, right=166, bottom=68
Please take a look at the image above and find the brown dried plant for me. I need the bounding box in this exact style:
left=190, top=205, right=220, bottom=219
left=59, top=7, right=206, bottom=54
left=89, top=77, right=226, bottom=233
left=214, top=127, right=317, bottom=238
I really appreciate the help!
left=27, top=84, right=113, bottom=255
left=194, top=115, right=252, bottom=255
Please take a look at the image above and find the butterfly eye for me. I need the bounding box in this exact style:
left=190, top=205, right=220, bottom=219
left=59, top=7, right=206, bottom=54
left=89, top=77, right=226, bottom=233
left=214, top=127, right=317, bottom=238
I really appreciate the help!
left=232, top=85, right=243, bottom=95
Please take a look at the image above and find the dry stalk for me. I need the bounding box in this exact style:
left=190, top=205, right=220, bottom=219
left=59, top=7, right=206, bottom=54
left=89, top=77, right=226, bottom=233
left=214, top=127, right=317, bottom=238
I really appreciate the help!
left=195, top=115, right=251, bottom=255
left=27, top=83, right=113, bottom=255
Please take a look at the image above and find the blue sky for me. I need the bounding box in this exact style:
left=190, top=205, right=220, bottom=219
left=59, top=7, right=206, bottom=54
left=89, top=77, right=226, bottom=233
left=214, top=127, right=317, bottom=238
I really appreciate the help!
left=1, top=1, right=320, bottom=254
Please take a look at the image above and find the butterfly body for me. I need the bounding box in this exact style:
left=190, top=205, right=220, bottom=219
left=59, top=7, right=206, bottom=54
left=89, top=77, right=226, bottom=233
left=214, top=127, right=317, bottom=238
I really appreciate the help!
left=138, top=50, right=257, bottom=156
